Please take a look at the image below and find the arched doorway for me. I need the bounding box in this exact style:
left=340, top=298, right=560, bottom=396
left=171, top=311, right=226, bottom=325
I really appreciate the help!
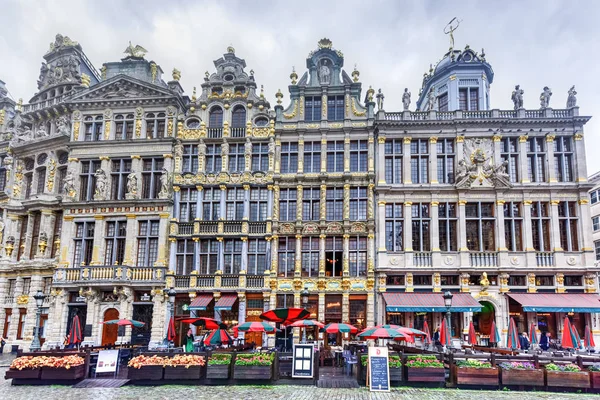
left=473, top=301, right=495, bottom=346
left=102, top=308, right=119, bottom=346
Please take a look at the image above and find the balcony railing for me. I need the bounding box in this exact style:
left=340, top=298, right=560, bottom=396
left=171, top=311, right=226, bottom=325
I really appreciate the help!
left=381, top=108, right=578, bottom=122
left=536, top=252, right=554, bottom=267
left=3, top=295, right=14, bottom=304
left=221, top=274, right=239, bottom=288
left=196, top=275, right=215, bottom=288
left=247, top=275, right=264, bottom=288
left=469, top=252, right=498, bottom=267
left=230, top=127, right=246, bottom=138
left=207, top=127, right=223, bottom=138
left=171, top=221, right=269, bottom=237
left=198, top=222, right=218, bottom=234
left=53, top=266, right=167, bottom=284
left=22, top=95, right=67, bottom=113
left=413, top=252, right=432, bottom=267
left=172, top=273, right=266, bottom=290
left=224, top=222, right=242, bottom=234
left=178, top=222, right=194, bottom=235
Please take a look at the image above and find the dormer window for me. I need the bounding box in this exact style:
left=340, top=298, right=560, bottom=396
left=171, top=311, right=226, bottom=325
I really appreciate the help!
left=223, top=74, right=235, bottom=82
left=234, top=86, right=246, bottom=95
left=212, top=87, right=223, bottom=96
left=459, top=88, right=479, bottom=111
left=186, top=118, right=201, bottom=129
left=305, top=96, right=321, bottom=122
left=231, top=106, right=246, bottom=128
left=254, top=117, right=269, bottom=127
left=209, top=107, right=223, bottom=127
left=438, top=93, right=448, bottom=112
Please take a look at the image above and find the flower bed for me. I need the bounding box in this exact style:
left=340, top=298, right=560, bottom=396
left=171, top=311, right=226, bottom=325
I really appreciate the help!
left=499, top=361, right=544, bottom=387
left=545, top=363, right=590, bottom=389
left=359, top=355, right=404, bottom=382
left=589, top=364, right=600, bottom=389
left=455, top=359, right=498, bottom=386
left=233, top=353, right=273, bottom=380
left=207, top=353, right=232, bottom=379
left=6, top=355, right=85, bottom=381
left=406, top=355, right=446, bottom=383
left=127, top=354, right=205, bottom=381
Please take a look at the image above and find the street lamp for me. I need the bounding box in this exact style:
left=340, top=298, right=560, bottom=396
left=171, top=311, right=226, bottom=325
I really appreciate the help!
left=301, top=287, right=309, bottom=343
left=164, top=287, right=177, bottom=345
left=30, top=290, right=46, bottom=351
left=443, top=291, right=453, bottom=351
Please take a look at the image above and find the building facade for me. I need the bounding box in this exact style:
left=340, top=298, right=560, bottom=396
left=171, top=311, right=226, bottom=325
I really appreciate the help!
left=588, top=171, right=600, bottom=263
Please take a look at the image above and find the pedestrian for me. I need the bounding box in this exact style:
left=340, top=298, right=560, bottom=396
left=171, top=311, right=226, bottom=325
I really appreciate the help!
left=519, top=332, right=530, bottom=350
left=185, top=328, right=194, bottom=352
left=539, top=332, right=549, bottom=351
left=433, top=327, right=443, bottom=351
left=0, top=336, right=5, bottom=354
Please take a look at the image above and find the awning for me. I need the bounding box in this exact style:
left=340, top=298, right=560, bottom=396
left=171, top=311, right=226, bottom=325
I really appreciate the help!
left=506, top=293, right=600, bottom=313
left=383, top=292, right=482, bottom=312
left=215, top=294, right=238, bottom=311
left=189, top=294, right=213, bottom=311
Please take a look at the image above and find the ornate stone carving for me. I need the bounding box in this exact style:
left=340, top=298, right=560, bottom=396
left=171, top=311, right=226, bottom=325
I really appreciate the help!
left=567, top=85, right=577, bottom=108
left=351, top=98, right=366, bottom=117
left=158, top=168, right=171, bottom=199
left=283, top=100, right=298, bottom=119
left=402, top=88, right=411, bottom=111
left=325, top=222, right=343, bottom=234
left=126, top=172, right=138, bottom=199
left=350, top=222, right=367, bottom=233
left=539, top=86, right=552, bottom=109
left=93, top=169, right=108, bottom=200
left=279, top=223, right=295, bottom=234
left=455, top=138, right=512, bottom=189
left=63, top=169, right=76, bottom=200
left=302, top=223, right=319, bottom=235
left=123, top=41, right=148, bottom=59
left=511, top=85, right=524, bottom=110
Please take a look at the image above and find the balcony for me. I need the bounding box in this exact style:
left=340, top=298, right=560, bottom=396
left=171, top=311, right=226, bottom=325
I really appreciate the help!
left=412, top=252, right=432, bottom=267
left=381, top=108, right=579, bottom=122
left=536, top=252, right=554, bottom=267
left=172, top=220, right=270, bottom=237
left=230, top=127, right=246, bottom=138
left=469, top=252, right=498, bottom=267
left=53, top=266, right=167, bottom=286
left=171, top=273, right=266, bottom=291
left=207, top=127, right=223, bottom=138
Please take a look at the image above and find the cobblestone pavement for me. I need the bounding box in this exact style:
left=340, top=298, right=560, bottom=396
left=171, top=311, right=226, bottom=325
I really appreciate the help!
left=0, top=367, right=597, bottom=400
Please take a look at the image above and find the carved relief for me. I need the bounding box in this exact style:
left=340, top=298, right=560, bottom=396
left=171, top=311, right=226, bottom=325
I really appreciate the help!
left=455, top=138, right=512, bottom=189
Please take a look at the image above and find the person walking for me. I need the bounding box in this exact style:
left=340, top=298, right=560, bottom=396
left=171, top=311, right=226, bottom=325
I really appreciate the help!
left=539, top=332, right=549, bottom=351
left=0, top=336, right=5, bottom=354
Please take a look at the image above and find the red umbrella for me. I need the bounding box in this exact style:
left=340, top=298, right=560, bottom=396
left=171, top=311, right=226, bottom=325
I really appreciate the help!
left=440, top=318, right=451, bottom=346
left=489, top=320, right=501, bottom=345
left=178, top=317, right=222, bottom=330
left=204, top=329, right=233, bottom=346
left=561, top=316, right=576, bottom=349
left=323, top=323, right=358, bottom=334
left=507, top=317, right=519, bottom=350
left=102, top=319, right=145, bottom=327
left=68, top=315, right=83, bottom=346
left=289, top=320, right=324, bottom=328
left=422, top=321, right=432, bottom=344
left=467, top=321, right=477, bottom=346
left=233, top=325, right=239, bottom=337
left=358, top=326, right=410, bottom=340
left=235, top=321, right=276, bottom=333
left=260, top=308, right=310, bottom=325
left=167, top=316, right=176, bottom=341
left=585, top=325, right=596, bottom=348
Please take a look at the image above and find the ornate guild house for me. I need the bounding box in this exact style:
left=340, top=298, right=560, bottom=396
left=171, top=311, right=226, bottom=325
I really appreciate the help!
left=0, top=34, right=597, bottom=350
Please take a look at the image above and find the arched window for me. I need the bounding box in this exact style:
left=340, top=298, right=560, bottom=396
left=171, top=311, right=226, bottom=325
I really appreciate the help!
left=254, top=117, right=269, bottom=127
left=209, top=107, right=223, bottom=127
left=231, top=106, right=246, bottom=128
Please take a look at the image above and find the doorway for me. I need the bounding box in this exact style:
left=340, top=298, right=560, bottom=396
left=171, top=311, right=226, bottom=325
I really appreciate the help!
left=131, top=304, right=153, bottom=345
left=102, top=308, right=119, bottom=346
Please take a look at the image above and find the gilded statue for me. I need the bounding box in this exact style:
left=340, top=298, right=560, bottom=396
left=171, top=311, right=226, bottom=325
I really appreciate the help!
left=479, top=272, right=490, bottom=290
left=124, top=41, right=148, bottom=59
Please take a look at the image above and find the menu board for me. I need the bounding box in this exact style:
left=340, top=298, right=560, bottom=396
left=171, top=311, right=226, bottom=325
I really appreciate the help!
left=96, top=349, right=120, bottom=373
left=292, top=344, right=314, bottom=378
left=368, top=346, right=390, bottom=392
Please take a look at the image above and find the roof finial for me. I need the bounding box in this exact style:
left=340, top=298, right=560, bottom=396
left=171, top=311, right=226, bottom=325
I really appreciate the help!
left=290, top=66, right=298, bottom=85
left=192, top=87, right=197, bottom=102
left=227, top=44, right=235, bottom=54
left=444, top=17, right=461, bottom=50
left=260, top=85, right=264, bottom=98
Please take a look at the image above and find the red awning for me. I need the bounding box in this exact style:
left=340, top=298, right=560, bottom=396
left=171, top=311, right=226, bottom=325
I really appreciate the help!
left=215, top=294, right=238, bottom=311
left=383, top=292, right=482, bottom=312
left=189, top=294, right=213, bottom=311
left=506, top=293, right=600, bottom=313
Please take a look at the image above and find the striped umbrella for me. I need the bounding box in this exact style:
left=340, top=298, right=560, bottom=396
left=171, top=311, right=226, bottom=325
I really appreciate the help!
left=103, top=319, right=145, bottom=327
left=585, top=325, right=596, bottom=348
left=178, top=317, right=223, bottom=330
left=489, top=320, right=501, bottom=345
left=572, top=323, right=582, bottom=349
left=529, top=323, right=538, bottom=345
left=378, top=325, right=427, bottom=337
left=289, top=319, right=325, bottom=328
left=507, top=317, right=519, bottom=350
left=440, top=318, right=451, bottom=346
left=167, top=316, right=176, bottom=341
left=561, top=316, right=576, bottom=349
left=467, top=321, right=477, bottom=346
left=68, top=315, right=83, bottom=346
left=323, top=323, right=358, bottom=334
left=358, top=326, right=410, bottom=340
left=422, top=320, right=432, bottom=344
left=235, top=321, right=276, bottom=333
left=260, top=308, right=311, bottom=325
left=204, top=329, right=233, bottom=346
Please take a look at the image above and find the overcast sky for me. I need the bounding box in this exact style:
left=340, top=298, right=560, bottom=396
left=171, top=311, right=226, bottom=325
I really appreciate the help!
left=1, top=0, right=599, bottom=173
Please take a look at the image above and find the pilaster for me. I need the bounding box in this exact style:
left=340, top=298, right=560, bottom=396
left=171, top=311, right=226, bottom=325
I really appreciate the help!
left=429, top=136, right=438, bottom=184
left=402, top=137, right=412, bottom=184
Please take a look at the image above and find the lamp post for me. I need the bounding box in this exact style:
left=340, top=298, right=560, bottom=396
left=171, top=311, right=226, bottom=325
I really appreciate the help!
left=30, top=290, right=46, bottom=351
left=301, top=287, right=309, bottom=343
left=164, top=287, right=176, bottom=345
left=443, top=291, right=453, bottom=351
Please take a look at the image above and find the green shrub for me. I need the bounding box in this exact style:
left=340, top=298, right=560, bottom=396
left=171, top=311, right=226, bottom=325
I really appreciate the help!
left=234, top=353, right=274, bottom=366
left=208, top=353, right=232, bottom=366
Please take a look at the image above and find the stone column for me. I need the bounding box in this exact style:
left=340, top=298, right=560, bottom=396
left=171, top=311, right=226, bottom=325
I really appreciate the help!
left=368, top=135, right=375, bottom=174
left=342, top=292, right=349, bottom=324
left=219, top=185, right=227, bottom=220
left=343, top=136, right=350, bottom=173
left=343, top=184, right=350, bottom=221
left=271, top=137, right=277, bottom=173
left=296, top=185, right=303, bottom=221
left=122, top=214, right=137, bottom=266
left=294, top=235, right=302, bottom=277
left=522, top=201, right=537, bottom=267
left=549, top=200, right=562, bottom=251
left=546, top=134, right=556, bottom=182
left=266, top=185, right=273, bottom=221
left=243, top=184, right=250, bottom=220
left=377, top=136, right=386, bottom=184
left=320, top=137, right=327, bottom=173
left=574, top=133, right=587, bottom=183
left=496, top=200, right=508, bottom=267
left=579, top=198, right=595, bottom=265
left=430, top=201, right=441, bottom=266
left=403, top=202, right=413, bottom=252
left=168, top=239, right=177, bottom=272
left=518, top=135, right=529, bottom=183
left=319, top=234, right=326, bottom=277
left=196, top=186, right=203, bottom=221
left=270, top=235, right=278, bottom=273
left=21, top=212, right=35, bottom=261
left=172, top=188, right=181, bottom=219
left=366, top=292, right=375, bottom=327
left=457, top=200, right=469, bottom=267
left=6, top=214, right=22, bottom=261
left=272, top=185, right=280, bottom=221
left=319, top=184, right=326, bottom=220
left=367, top=232, right=375, bottom=275
left=90, top=215, right=104, bottom=265
left=429, top=137, right=438, bottom=184
left=342, top=234, right=350, bottom=276
left=297, top=138, right=304, bottom=174
left=402, top=137, right=412, bottom=184
left=492, top=134, right=502, bottom=168
left=221, top=141, right=229, bottom=172
left=318, top=293, right=325, bottom=324
left=377, top=201, right=386, bottom=252
left=241, top=237, right=248, bottom=272
left=152, top=213, right=169, bottom=268
left=59, top=216, right=74, bottom=266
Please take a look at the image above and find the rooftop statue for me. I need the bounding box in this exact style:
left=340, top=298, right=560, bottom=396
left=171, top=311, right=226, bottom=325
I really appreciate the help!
left=427, top=87, right=436, bottom=111
left=402, top=88, right=411, bottom=111
left=567, top=86, right=577, bottom=108
left=539, top=86, right=552, bottom=109
left=511, top=85, right=524, bottom=110
left=376, top=89, right=385, bottom=111
left=124, top=41, right=148, bottom=59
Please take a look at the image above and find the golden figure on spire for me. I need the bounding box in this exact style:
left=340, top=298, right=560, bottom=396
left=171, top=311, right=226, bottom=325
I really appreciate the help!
left=444, top=17, right=461, bottom=50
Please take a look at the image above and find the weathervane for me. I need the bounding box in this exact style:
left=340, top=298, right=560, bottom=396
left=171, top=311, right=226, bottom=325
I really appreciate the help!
left=444, top=17, right=461, bottom=50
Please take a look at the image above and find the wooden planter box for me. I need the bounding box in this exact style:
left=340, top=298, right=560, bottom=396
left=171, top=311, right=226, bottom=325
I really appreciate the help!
left=501, top=369, right=544, bottom=387
left=206, top=364, right=230, bottom=379
left=455, top=366, right=499, bottom=386
left=5, top=368, right=41, bottom=380
left=127, top=365, right=164, bottom=381
left=590, top=371, right=600, bottom=388
left=40, top=365, right=85, bottom=380
left=546, top=370, right=590, bottom=389
left=390, top=367, right=403, bottom=382
left=163, top=365, right=202, bottom=380
left=233, top=365, right=272, bottom=380
left=407, top=367, right=446, bottom=383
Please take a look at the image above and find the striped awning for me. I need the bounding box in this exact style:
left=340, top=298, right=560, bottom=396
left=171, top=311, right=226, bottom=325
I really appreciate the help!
left=189, top=294, right=213, bottom=311
left=506, top=293, right=600, bottom=313
left=382, top=292, right=482, bottom=312
left=215, top=294, right=238, bottom=311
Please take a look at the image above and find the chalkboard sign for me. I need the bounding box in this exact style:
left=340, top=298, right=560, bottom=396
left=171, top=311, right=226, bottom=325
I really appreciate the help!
left=83, top=324, right=92, bottom=337
left=292, top=344, right=314, bottom=378
left=368, top=346, right=390, bottom=392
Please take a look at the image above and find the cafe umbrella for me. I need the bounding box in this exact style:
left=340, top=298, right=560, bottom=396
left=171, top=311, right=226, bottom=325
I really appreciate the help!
left=235, top=321, right=276, bottom=333
left=529, top=322, right=538, bottom=345
left=489, top=320, right=501, bottom=345
left=102, top=319, right=146, bottom=327
left=439, top=318, right=451, bottom=346
left=571, top=322, right=583, bottom=349
left=167, top=316, right=177, bottom=342
left=178, top=317, right=224, bottom=330
left=204, top=329, right=233, bottom=346
left=561, top=316, right=577, bottom=350
left=507, top=317, right=519, bottom=350
left=323, top=323, right=358, bottom=334
left=260, top=308, right=311, bottom=325
left=467, top=321, right=477, bottom=346
left=422, top=320, right=432, bottom=344
left=585, top=325, right=596, bottom=349
left=358, top=326, right=410, bottom=340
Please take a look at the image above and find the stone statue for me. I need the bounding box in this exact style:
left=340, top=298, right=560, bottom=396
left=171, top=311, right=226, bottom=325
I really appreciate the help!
left=36, top=126, right=49, bottom=138
left=244, top=137, right=253, bottom=155
left=93, top=169, right=107, bottom=200
left=427, top=87, right=436, bottom=111
left=126, top=172, right=138, bottom=197
left=318, top=60, right=331, bottom=85
left=158, top=167, right=171, bottom=199
left=221, top=139, right=229, bottom=156
left=511, top=85, right=524, bottom=110
left=539, top=86, right=552, bottom=109
left=402, top=88, right=411, bottom=111
left=173, top=139, right=183, bottom=158
left=124, top=41, right=147, bottom=59
left=376, top=89, right=385, bottom=111
left=567, top=85, right=577, bottom=108
left=198, top=138, right=206, bottom=156
left=268, top=137, right=275, bottom=155
left=455, top=159, right=470, bottom=185
left=0, top=219, right=5, bottom=246
left=479, top=272, right=490, bottom=290
left=56, top=116, right=70, bottom=136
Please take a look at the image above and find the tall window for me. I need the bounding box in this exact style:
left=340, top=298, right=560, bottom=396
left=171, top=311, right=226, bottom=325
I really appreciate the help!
left=305, top=96, right=321, bottom=122
left=142, top=157, right=163, bottom=199
left=303, top=142, right=321, bottom=173
left=205, top=144, right=221, bottom=173
left=591, top=189, right=600, bottom=205
left=73, top=221, right=95, bottom=266
left=438, top=93, right=448, bottom=111
left=504, top=202, right=523, bottom=251
left=410, top=139, right=428, bottom=183
left=145, top=112, right=166, bottom=139
left=303, top=187, right=320, bottom=221
left=349, top=236, right=367, bottom=276
left=437, top=139, right=454, bottom=183
left=24, top=172, right=32, bottom=199
left=226, top=187, right=244, bottom=220
left=250, top=187, right=268, bottom=221
left=228, top=143, right=245, bottom=172
left=554, top=136, right=574, bottom=182
left=29, top=212, right=41, bottom=259
left=326, top=141, right=344, bottom=172
left=231, top=106, right=246, bottom=137
left=137, top=220, right=159, bottom=267
left=178, top=187, right=198, bottom=222
left=594, top=216, right=600, bottom=232
left=595, top=241, right=600, bottom=261
left=527, top=137, right=546, bottom=182
left=385, top=139, right=403, bottom=184
left=301, top=237, right=319, bottom=277
left=182, top=144, right=198, bottom=173
left=459, top=88, right=479, bottom=111
left=438, top=202, right=457, bottom=251
left=385, top=203, right=403, bottom=251
left=278, top=237, right=296, bottom=277
left=349, top=187, right=367, bottom=220
left=350, top=140, right=368, bottom=172
left=0, top=155, right=6, bottom=191
left=115, top=114, right=134, bottom=140
left=279, top=188, right=297, bottom=221
left=198, top=240, right=219, bottom=274
left=251, top=143, right=269, bottom=171
left=104, top=220, right=126, bottom=265
left=223, top=239, right=243, bottom=273
left=176, top=239, right=195, bottom=275
left=248, top=239, right=267, bottom=274
left=209, top=107, right=223, bottom=127
left=57, top=167, right=67, bottom=195
left=558, top=201, right=578, bottom=251
left=411, top=203, right=430, bottom=251
left=501, top=137, right=519, bottom=183
left=35, top=167, right=46, bottom=194
left=531, top=201, right=551, bottom=251
left=202, top=187, right=220, bottom=221
left=280, top=143, right=298, bottom=173
left=326, top=187, right=343, bottom=220
left=325, top=237, right=343, bottom=277
left=110, top=159, right=132, bottom=200
left=50, top=211, right=63, bottom=257
left=79, top=160, right=101, bottom=201
left=327, top=95, right=344, bottom=121
left=83, top=116, right=103, bottom=141
left=17, top=214, right=28, bottom=260
left=465, top=202, right=495, bottom=251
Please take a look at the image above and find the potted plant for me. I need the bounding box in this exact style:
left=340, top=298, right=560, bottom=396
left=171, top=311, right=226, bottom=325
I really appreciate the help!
left=127, top=355, right=167, bottom=380
left=206, top=353, right=232, bottom=380
left=454, top=358, right=498, bottom=387
left=405, top=355, right=446, bottom=383
left=545, top=363, right=590, bottom=389
left=499, top=361, right=544, bottom=387
left=6, top=356, right=43, bottom=380
left=163, top=354, right=206, bottom=380
left=589, top=364, right=600, bottom=389
left=388, top=355, right=403, bottom=382
left=6, top=355, right=86, bottom=381
left=233, top=353, right=274, bottom=380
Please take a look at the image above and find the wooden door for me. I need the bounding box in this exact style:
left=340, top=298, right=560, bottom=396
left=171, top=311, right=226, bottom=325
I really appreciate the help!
left=245, top=314, right=262, bottom=347
left=101, top=308, right=119, bottom=346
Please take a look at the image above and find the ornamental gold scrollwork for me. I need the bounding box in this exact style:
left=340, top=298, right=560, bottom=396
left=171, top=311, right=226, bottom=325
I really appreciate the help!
left=351, top=98, right=366, bottom=117
left=46, top=158, right=57, bottom=192
left=283, top=100, right=298, bottom=119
